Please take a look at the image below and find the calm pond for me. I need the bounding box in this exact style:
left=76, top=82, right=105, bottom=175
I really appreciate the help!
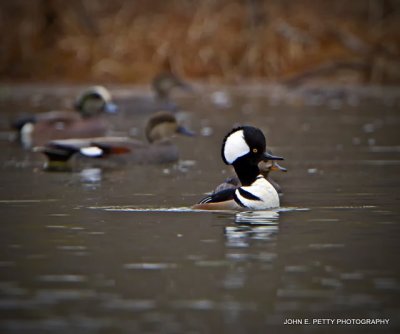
left=0, top=84, right=399, bottom=334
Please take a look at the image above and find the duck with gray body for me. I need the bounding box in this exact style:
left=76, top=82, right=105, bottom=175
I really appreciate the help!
left=193, top=126, right=284, bottom=211
left=13, top=86, right=118, bottom=149
left=123, top=72, right=192, bottom=114
left=35, top=111, right=194, bottom=171
left=152, top=72, right=192, bottom=101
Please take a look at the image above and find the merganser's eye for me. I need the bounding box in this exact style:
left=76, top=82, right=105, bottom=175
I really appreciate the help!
left=252, top=148, right=258, bottom=153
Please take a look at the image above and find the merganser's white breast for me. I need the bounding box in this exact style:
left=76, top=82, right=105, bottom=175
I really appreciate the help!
left=234, top=175, right=279, bottom=210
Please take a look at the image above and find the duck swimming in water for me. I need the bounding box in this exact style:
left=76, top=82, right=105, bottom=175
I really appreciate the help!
left=212, top=154, right=287, bottom=196
left=123, top=72, right=192, bottom=115
left=193, top=126, right=284, bottom=211
left=152, top=72, right=192, bottom=101
left=34, top=111, right=194, bottom=171
left=13, top=86, right=118, bottom=149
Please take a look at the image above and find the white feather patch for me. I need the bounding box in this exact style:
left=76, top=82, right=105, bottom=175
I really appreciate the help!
left=223, top=129, right=250, bottom=164
left=235, top=177, right=279, bottom=210
left=20, top=123, right=34, bottom=149
left=91, top=86, right=111, bottom=102
left=80, top=146, right=103, bottom=157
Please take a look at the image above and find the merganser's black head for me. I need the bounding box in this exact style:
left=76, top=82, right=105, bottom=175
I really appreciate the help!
left=221, top=126, right=283, bottom=186
left=222, top=126, right=283, bottom=165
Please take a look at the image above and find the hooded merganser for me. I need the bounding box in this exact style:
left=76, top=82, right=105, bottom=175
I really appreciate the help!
left=13, top=86, right=118, bottom=149
left=213, top=155, right=287, bottom=195
left=34, top=111, right=194, bottom=170
left=193, top=126, right=284, bottom=211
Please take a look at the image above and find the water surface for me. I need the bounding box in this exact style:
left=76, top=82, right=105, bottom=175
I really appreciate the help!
left=0, top=84, right=399, bottom=333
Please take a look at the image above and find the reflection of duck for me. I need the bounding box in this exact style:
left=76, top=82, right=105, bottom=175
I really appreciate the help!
left=35, top=111, right=194, bottom=170
left=213, top=157, right=287, bottom=196
left=13, top=86, right=118, bottom=149
left=193, top=126, right=284, bottom=211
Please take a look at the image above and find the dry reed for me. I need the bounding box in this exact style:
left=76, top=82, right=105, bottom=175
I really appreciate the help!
left=0, top=0, right=399, bottom=84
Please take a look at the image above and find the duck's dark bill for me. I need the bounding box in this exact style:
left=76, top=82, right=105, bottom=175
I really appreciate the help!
left=178, top=81, right=193, bottom=92
left=177, top=126, right=195, bottom=137
left=104, top=102, right=119, bottom=114
left=263, top=152, right=284, bottom=161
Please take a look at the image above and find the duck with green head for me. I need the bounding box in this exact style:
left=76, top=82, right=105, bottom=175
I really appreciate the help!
left=13, top=86, right=118, bottom=149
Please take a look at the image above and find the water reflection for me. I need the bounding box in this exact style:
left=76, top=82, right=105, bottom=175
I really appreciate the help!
left=79, top=168, right=102, bottom=183
left=235, top=210, right=279, bottom=225
left=103, top=298, right=156, bottom=311
left=224, top=225, right=278, bottom=248
left=123, top=263, right=177, bottom=270
left=223, top=209, right=281, bottom=319
left=224, top=210, right=280, bottom=248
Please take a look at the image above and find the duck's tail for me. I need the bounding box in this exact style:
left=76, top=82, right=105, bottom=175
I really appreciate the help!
left=11, top=116, right=36, bottom=131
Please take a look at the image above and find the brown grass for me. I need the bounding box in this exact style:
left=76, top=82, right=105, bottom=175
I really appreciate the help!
left=0, top=0, right=399, bottom=84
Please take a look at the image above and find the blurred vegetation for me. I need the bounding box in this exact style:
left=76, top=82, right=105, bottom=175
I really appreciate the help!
left=0, top=0, right=399, bottom=85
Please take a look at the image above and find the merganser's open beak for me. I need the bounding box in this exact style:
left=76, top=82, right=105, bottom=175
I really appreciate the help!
left=270, top=161, right=287, bottom=172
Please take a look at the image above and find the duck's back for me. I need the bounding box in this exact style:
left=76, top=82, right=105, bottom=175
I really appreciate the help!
left=28, top=115, right=107, bottom=147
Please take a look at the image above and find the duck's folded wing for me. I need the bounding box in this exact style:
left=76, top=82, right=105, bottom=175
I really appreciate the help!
left=198, top=188, right=236, bottom=204
left=12, top=111, right=81, bottom=131
left=34, top=141, right=82, bottom=161
left=193, top=188, right=243, bottom=210
left=212, top=177, right=240, bottom=194
left=35, top=137, right=132, bottom=161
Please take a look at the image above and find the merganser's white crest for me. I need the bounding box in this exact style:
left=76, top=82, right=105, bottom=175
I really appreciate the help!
left=223, top=129, right=250, bottom=164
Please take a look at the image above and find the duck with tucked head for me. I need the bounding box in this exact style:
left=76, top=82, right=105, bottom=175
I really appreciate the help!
left=193, top=126, right=284, bottom=211
left=34, top=111, right=194, bottom=171
left=13, top=86, right=118, bottom=149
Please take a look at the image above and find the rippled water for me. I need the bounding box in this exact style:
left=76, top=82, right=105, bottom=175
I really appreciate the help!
left=0, top=84, right=399, bottom=333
